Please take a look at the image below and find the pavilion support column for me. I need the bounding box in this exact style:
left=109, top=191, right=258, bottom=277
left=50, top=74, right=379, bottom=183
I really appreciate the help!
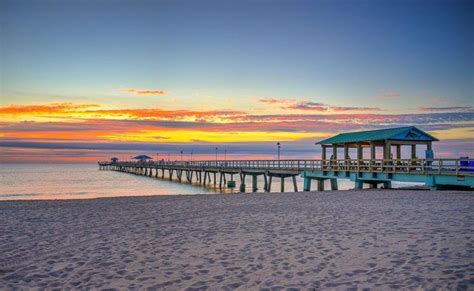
left=384, top=142, right=392, bottom=160
left=344, top=144, right=349, bottom=169
left=411, top=144, right=417, bottom=159
left=357, top=143, right=363, bottom=160
left=332, top=145, right=338, bottom=169
left=321, top=146, right=327, bottom=169
left=370, top=143, right=376, bottom=170
left=411, top=144, right=417, bottom=171
left=357, top=143, right=363, bottom=170
left=396, top=144, right=401, bottom=165
left=427, top=141, right=432, bottom=151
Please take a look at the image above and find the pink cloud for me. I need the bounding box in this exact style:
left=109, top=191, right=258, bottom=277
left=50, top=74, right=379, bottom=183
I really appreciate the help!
left=418, top=106, right=472, bottom=112
left=284, top=101, right=328, bottom=111
left=376, top=91, right=401, bottom=99
left=124, top=88, right=166, bottom=95
left=331, top=106, right=383, bottom=112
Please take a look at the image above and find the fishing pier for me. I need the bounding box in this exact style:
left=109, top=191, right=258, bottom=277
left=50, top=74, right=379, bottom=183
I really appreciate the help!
left=98, top=127, right=474, bottom=191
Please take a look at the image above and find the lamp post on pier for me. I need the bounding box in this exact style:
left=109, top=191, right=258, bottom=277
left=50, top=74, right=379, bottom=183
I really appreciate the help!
left=190, top=150, right=193, bottom=162
left=180, top=151, right=183, bottom=162
left=224, top=149, right=227, bottom=161
left=277, top=142, right=281, bottom=167
left=215, top=147, right=218, bottom=164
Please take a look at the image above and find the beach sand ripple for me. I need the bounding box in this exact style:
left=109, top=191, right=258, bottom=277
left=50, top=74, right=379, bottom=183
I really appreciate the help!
left=1, top=190, right=473, bottom=289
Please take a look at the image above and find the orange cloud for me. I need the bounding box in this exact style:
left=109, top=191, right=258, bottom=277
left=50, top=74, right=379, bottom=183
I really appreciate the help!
left=124, top=89, right=166, bottom=95
left=0, top=103, right=99, bottom=115
left=83, top=108, right=244, bottom=121
left=0, top=103, right=245, bottom=122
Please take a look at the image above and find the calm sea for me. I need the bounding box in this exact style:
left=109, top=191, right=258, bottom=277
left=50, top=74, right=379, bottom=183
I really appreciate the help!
left=0, top=163, right=420, bottom=200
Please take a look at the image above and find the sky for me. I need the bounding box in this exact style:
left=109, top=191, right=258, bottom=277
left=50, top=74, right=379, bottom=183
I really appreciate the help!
left=0, top=0, right=473, bottom=163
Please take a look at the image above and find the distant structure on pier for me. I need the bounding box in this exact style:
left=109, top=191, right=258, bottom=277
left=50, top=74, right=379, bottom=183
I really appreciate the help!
left=133, top=155, right=153, bottom=162
left=317, top=126, right=438, bottom=161
left=111, top=157, right=119, bottom=164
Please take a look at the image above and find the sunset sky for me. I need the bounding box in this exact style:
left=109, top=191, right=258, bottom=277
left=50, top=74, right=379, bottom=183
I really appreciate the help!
left=1, top=0, right=473, bottom=163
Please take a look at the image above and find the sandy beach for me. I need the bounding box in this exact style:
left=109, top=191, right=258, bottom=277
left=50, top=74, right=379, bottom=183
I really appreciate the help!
left=1, top=190, right=473, bottom=290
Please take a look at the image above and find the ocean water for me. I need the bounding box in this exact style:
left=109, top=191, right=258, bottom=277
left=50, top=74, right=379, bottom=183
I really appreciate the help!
left=0, top=164, right=420, bottom=200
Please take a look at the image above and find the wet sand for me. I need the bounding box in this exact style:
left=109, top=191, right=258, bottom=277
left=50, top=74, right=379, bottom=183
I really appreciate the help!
left=1, top=190, right=473, bottom=289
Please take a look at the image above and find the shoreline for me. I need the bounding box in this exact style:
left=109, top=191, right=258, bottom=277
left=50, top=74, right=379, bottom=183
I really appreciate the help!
left=0, top=187, right=451, bottom=202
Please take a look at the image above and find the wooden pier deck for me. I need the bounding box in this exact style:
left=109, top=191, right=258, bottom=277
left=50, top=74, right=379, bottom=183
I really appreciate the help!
left=98, top=158, right=474, bottom=192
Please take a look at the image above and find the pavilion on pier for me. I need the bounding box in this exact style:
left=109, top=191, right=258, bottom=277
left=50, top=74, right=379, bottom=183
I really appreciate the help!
left=316, top=126, right=439, bottom=162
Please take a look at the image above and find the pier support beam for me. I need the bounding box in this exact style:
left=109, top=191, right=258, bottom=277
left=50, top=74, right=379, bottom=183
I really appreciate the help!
left=239, top=173, right=246, bottom=192
left=219, top=173, right=223, bottom=189
left=303, top=178, right=311, bottom=191
left=318, top=180, right=325, bottom=191
left=280, top=177, right=285, bottom=192
left=267, top=176, right=273, bottom=192
left=330, top=178, right=338, bottom=190
left=264, top=174, right=268, bottom=192
left=292, top=176, right=298, bottom=192
left=252, top=175, right=258, bottom=192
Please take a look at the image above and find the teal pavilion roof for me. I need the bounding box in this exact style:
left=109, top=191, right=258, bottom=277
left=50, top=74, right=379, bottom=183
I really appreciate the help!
left=317, top=126, right=439, bottom=145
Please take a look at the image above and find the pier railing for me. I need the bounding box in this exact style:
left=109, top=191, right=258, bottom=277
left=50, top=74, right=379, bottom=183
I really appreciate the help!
left=99, top=158, right=474, bottom=176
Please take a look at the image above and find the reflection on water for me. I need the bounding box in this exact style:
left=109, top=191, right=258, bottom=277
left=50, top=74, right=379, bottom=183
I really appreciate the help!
left=0, top=164, right=421, bottom=200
